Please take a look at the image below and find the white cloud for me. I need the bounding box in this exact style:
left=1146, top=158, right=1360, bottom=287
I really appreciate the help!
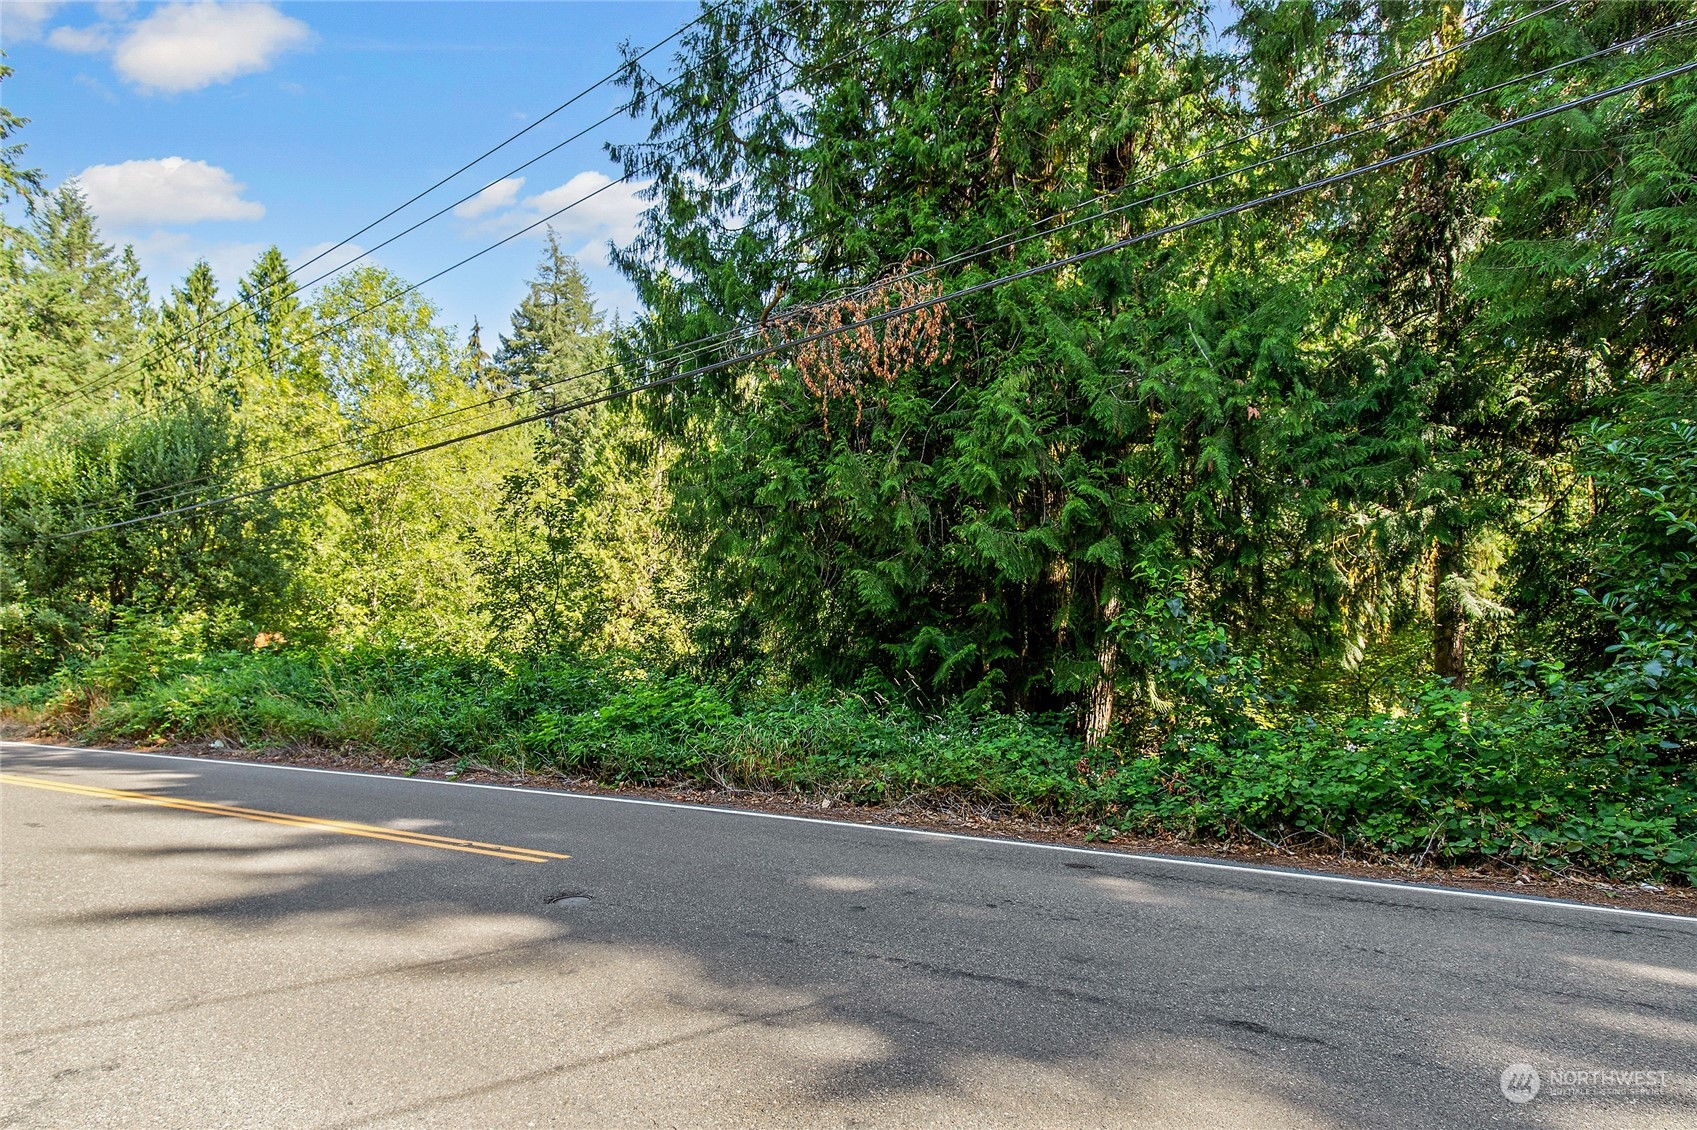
left=467, top=170, right=648, bottom=252
left=74, top=73, right=120, bottom=104
left=126, top=230, right=268, bottom=293
left=453, top=177, right=525, bottom=220
left=78, top=157, right=264, bottom=227
left=520, top=172, right=647, bottom=244
left=454, top=171, right=649, bottom=321
left=46, top=22, right=109, bottom=52
left=289, top=239, right=373, bottom=283
left=111, top=2, right=311, bottom=93
left=1, top=2, right=64, bottom=42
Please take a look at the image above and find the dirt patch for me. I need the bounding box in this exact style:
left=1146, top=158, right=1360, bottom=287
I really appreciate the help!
left=0, top=717, right=42, bottom=742
left=8, top=733, right=1692, bottom=919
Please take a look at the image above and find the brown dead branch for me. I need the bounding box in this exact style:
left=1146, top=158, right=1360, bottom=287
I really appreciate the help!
left=761, top=253, right=954, bottom=434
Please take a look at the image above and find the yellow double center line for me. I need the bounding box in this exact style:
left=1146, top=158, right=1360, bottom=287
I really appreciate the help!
left=0, top=772, right=569, bottom=863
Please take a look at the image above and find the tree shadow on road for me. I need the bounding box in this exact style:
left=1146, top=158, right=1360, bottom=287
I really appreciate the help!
left=5, top=747, right=1693, bottom=1130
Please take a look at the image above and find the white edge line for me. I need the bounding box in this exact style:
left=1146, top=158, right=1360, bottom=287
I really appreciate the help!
left=4, top=740, right=1693, bottom=925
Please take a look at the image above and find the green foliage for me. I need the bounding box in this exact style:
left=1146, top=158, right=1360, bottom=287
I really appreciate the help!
left=607, top=0, right=1697, bottom=741
left=470, top=246, right=692, bottom=658
left=1105, top=561, right=1270, bottom=744
left=492, top=231, right=609, bottom=409
left=238, top=246, right=321, bottom=392
left=0, top=64, right=41, bottom=206
left=1113, top=686, right=1696, bottom=882
left=147, top=260, right=239, bottom=402
left=73, top=608, right=224, bottom=697
left=0, top=398, right=297, bottom=683
left=11, top=642, right=1689, bottom=883
left=615, top=0, right=1246, bottom=711
left=298, top=267, right=530, bottom=645
left=0, top=190, right=677, bottom=674
left=1575, top=385, right=1697, bottom=742
left=5, top=11, right=1697, bottom=886
left=0, top=183, right=151, bottom=424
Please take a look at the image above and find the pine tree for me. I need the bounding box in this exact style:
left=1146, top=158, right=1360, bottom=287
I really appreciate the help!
left=0, top=183, right=148, bottom=422
left=227, top=246, right=335, bottom=465
left=494, top=231, right=609, bottom=418
left=609, top=0, right=1697, bottom=739
left=1233, top=0, right=1697, bottom=687
left=466, top=318, right=492, bottom=390
left=0, top=66, right=42, bottom=430
left=237, top=246, right=319, bottom=392
left=0, top=64, right=40, bottom=205
left=610, top=0, right=1311, bottom=734
left=151, top=260, right=239, bottom=404
left=471, top=239, right=687, bottom=656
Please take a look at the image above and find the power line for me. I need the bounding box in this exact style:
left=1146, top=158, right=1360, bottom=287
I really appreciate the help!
left=72, top=9, right=1683, bottom=524
left=18, top=0, right=1562, bottom=453
left=857, top=14, right=1696, bottom=304
left=617, top=10, right=1684, bottom=392
left=54, top=60, right=1694, bottom=540
left=54, top=2, right=937, bottom=453
left=287, top=1, right=726, bottom=280
left=44, top=93, right=646, bottom=425
left=583, top=0, right=1596, bottom=348
left=6, top=3, right=729, bottom=425
left=80, top=18, right=1688, bottom=522
left=62, top=7, right=944, bottom=518
left=16, top=0, right=1529, bottom=430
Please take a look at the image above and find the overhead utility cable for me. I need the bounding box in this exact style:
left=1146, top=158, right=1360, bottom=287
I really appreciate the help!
left=73, top=9, right=940, bottom=515
left=8, top=2, right=730, bottom=423
left=56, top=60, right=1695, bottom=539
left=99, top=21, right=1683, bottom=520
left=69, top=2, right=939, bottom=449
left=796, top=14, right=1695, bottom=316
left=11, top=0, right=1552, bottom=425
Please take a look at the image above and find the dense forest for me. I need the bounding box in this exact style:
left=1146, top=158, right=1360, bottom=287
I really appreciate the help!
left=3, top=0, right=1694, bottom=883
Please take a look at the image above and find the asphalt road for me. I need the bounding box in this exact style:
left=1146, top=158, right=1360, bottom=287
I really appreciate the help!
left=2, top=741, right=1693, bottom=1129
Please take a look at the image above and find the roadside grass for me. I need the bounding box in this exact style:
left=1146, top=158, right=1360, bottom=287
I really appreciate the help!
left=4, top=644, right=1692, bottom=885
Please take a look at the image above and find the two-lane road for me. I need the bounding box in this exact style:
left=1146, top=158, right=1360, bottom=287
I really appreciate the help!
left=2, top=741, right=1692, bottom=1128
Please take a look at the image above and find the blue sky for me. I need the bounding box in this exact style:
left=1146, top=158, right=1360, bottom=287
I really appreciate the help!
left=1, top=1, right=696, bottom=342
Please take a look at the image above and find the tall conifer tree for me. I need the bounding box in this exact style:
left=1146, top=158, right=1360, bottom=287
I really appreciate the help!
left=1, top=184, right=149, bottom=421
left=495, top=230, right=609, bottom=416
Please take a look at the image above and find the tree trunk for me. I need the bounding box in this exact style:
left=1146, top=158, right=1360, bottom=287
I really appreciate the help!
left=1083, top=595, right=1121, bottom=748
left=1432, top=541, right=1466, bottom=686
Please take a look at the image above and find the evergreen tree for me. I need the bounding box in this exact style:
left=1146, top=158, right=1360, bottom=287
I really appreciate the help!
left=611, top=0, right=1697, bottom=742
left=0, top=65, right=42, bottom=431
left=472, top=239, right=687, bottom=656
left=0, top=64, right=40, bottom=205
left=237, top=246, right=320, bottom=392
left=1235, top=0, right=1697, bottom=686
left=231, top=246, right=335, bottom=465
left=150, top=260, right=239, bottom=404
left=494, top=231, right=609, bottom=415
left=466, top=318, right=492, bottom=390
left=0, top=183, right=149, bottom=423
left=612, top=0, right=1312, bottom=736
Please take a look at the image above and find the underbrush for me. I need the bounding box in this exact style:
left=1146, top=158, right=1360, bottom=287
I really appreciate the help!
left=5, top=642, right=1692, bottom=884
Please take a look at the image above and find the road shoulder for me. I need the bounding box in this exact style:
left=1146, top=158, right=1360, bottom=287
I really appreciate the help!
left=4, top=733, right=1691, bottom=919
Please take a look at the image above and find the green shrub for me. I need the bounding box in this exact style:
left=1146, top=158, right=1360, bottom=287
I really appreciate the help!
left=1103, top=683, right=1696, bottom=883
left=9, top=643, right=1692, bottom=884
